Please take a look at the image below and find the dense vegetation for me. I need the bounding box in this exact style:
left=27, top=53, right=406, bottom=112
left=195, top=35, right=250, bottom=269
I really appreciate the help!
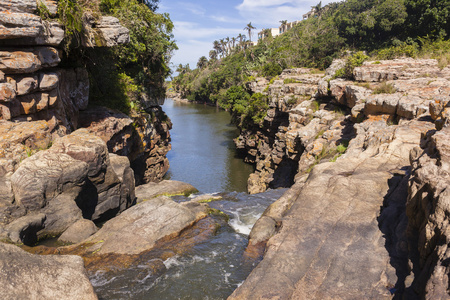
left=57, top=0, right=176, bottom=114
left=171, top=0, right=450, bottom=128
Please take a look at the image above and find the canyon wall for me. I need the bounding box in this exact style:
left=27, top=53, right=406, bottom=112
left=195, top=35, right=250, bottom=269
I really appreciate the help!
left=0, top=1, right=171, bottom=244
left=231, top=58, right=450, bottom=299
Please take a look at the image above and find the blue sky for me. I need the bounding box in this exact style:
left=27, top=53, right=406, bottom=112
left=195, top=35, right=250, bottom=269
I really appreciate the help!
left=160, top=0, right=337, bottom=73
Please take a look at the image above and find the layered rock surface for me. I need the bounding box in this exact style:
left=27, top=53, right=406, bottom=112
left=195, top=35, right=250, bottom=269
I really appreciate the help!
left=231, top=58, right=450, bottom=299
left=0, top=243, right=97, bottom=300
left=231, top=119, right=434, bottom=299
left=1, top=129, right=135, bottom=245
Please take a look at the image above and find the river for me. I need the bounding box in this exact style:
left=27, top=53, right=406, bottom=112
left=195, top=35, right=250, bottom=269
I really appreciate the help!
left=163, top=98, right=254, bottom=193
left=91, top=99, right=287, bottom=299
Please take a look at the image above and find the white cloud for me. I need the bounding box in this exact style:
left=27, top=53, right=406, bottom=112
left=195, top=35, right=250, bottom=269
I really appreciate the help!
left=178, top=2, right=206, bottom=16
left=173, top=21, right=242, bottom=41
left=236, top=0, right=336, bottom=26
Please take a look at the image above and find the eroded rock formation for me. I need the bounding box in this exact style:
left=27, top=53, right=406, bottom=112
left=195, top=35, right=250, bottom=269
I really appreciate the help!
left=231, top=58, right=450, bottom=299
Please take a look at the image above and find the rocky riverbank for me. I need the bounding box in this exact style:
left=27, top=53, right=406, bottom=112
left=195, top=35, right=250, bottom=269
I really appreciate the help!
left=0, top=1, right=174, bottom=298
left=229, top=58, right=450, bottom=298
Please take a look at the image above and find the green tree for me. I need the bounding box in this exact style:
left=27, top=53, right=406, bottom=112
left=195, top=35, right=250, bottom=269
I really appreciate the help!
left=197, top=56, right=208, bottom=69
left=405, top=0, right=450, bottom=38
left=244, top=22, right=256, bottom=43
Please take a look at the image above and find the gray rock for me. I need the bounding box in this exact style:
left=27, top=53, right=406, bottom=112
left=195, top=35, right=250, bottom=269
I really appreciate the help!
left=39, top=72, right=58, bottom=91
left=0, top=0, right=37, bottom=13
left=11, top=151, right=88, bottom=211
left=5, top=213, right=45, bottom=245
left=95, top=16, right=130, bottom=47
left=58, top=219, right=98, bottom=244
left=0, top=47, right=59, bottom=74
left=0, top=12, right=42, bottom=39
left=135, top=180, right=198, bottom=203
left=109, top=153, right=136, bottom=211
left=230, top=120, right=434, bottom=299
left=40, top=193, right=83, bottom=238
left=83, top=196, right=207, bottom=255
left=0, top=243, right=98, bottom=300
left=16, top=75, right=38, bottom=95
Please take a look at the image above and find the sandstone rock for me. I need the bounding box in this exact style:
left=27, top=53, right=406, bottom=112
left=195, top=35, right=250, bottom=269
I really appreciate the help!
left=5, top=213, right=45, bottom=245
left=0, top=120, right=53, bottom=175
left=135, top=180, right=198, bottom=202
left=58, top=219, right=98, bottom=244
left=40, top=193, right=83, bottom=238
left=79, top=106, right=134, bottom=156
left=0, top=243, right=98, bottom=300
left=0, top=82, right=15, bottom=102
left=15, top=75, right=38, bottom=95
left=11, top=150, right=88, bottom=211
left=39, top=72, right=58, bottom=91
left=406, top=126, right=450, bottom=298
left=0, top=12, right=42, bottom=39
left=37, top=0, right=58, bottom=16
left=95, top=16, right=130, bottom=47
left=354, top=58, right=448, bottom=82
left=51, top=129, right=109, bottom=181
left=0, top=0, right=37, bottom=13
left=364, top=93, right=401, bottom=116
left=0, top=47, right=59, bottom=74
left=231, top=119, right=434, bottom=299
left=83, top=196, right=207, bottom=255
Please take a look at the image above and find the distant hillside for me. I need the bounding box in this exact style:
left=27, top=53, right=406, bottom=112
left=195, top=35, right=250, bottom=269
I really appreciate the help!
left=171, top=0, right=450, bottom=125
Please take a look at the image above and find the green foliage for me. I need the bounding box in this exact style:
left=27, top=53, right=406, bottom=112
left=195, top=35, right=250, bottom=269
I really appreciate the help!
left=171, top=0, right=450, bottom=132
left=336, top=51, right=369, bottom=78
left=72, top=0, right=176, bottom=113
left=375, top=42, right=418, bottom=59
left=311, top=100, right=320, bottom=112
left=284, top=78, right=302, bottom=84
left=262, top=62, right=283, bottom=77
left=57, top=0, right=85, bottom=52
left=373, top=82, right=396, bottom=94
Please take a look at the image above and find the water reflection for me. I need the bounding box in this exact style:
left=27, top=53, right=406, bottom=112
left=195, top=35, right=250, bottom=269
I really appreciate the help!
left=163, top=99, right=254, bottom=193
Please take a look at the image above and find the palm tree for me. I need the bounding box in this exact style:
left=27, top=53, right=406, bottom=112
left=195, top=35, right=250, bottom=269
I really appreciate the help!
left=225, top=37, right=231, bottom=56
left=209, top=50, right=217, bottom=61
left=197, top=56, right=208, bottom=69
left=219, top=39, right=227, bottom=57
left=279, top=20, right=288, bottom=34
left=213, top=40, right=222, bottom=58
left=244, top=22, right=256, bottom=43
left=231, top=37, right=237, bottom=50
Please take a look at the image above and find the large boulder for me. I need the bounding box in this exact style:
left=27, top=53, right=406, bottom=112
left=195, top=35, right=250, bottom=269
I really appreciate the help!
left=4, top=129, right=136, bottom=244
left=0, top=243, right=97, bottom=300
left=81, top=196, right=208, bottom=255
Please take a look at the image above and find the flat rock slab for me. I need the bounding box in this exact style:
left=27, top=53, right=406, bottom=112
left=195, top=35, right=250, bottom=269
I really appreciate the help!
left=135, top=180, right=198, bottom=202
left=83, top=196, right=207, bottom=255
left=0, top=243, right=97, bottom=300
left=230, top=120, right=433, bottom=299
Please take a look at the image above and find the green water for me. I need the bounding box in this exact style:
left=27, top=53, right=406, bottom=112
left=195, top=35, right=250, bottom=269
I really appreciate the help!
left=163, top=99, right=254, bottom=193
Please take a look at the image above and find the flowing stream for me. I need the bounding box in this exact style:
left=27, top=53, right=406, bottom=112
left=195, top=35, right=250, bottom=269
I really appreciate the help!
left=91, top=99, right=287, bottom=299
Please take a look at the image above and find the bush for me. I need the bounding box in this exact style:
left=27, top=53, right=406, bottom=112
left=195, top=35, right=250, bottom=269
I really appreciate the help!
left=262, top=62, right=283, bottom=78
left=373, top=82, right=396, bottom=94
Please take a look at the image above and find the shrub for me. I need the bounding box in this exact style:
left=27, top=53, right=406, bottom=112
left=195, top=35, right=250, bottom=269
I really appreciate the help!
left=262, top=62, right=283, bottom=78
left=373, top=82, right=396, bottom=94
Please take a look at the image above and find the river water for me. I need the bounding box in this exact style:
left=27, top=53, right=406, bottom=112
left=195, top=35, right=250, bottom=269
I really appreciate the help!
left=163, top=98, right=254, bottom=193
left=91, top=99, right=287, bottom=299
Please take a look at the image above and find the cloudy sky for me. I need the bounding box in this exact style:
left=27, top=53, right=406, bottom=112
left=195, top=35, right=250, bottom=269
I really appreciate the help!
left=159, top=0, right=337, bottom=74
